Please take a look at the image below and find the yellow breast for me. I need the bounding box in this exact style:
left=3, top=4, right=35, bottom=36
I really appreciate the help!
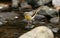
left=25, top=15, right=32, bottom=20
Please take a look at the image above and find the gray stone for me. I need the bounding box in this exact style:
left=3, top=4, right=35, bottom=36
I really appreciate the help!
left=52, top=28, right=59, bottom=33
left=0, top=12, right=19, bottom=20
left=39, top=22, right=46, bottom=25
left=12, top=0, right=19, bottom=7
left=25, top=25, right=35, bottom=29
left=34, top=15, right=45, bottom=21
left=0, top=16, right=7, bottom=25
left=50, top=17, right=59, bottom=24
left=19, top=26, right=54, bottom=38
left=37, top=0, right=51, bottom=5
left=52, top=0, right=60, bottom=6
left=26, top=0, right=51, bottom=5
left=38, top=6, right=58, bottom=17
left=0, top=4, right=9, bottom=10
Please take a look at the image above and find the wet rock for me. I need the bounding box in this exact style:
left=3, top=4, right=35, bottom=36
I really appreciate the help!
left=19, top=26, right=54, bottom=38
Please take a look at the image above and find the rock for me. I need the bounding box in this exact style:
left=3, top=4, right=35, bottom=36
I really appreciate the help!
left=26, top=0, right=51, bottom=7
left=25, top=25, right=35, bottom=29
left=19, top=26, right=54, bottom=38
left=38, top=6, right=58, bottom=17
left=47, top=24, right=55, bottom=29
left=12, top=0, right=19, bottom=7
left=21, top=19, right=28, bottom=23
left=52, top=28, right=59, bottom=33
left=0, top=4, right=9, bottom=10
left=57, top=29, right=60, bottom=34
left=26, top=0, right=40, bottom=8
left=0, top=16, right=7, bottom=25
left=39, top=22, right=46, bottom=25
left=20, top=1, right=32, bottom=11
left=50, top=17, right=59, bottom=24
left=52, top=0, right=60, bottom=6
left=20, top=2, right=32, bottom=12
left=14, top=32, right=20, bottom=38
left=21, top=2, right=32, bottom=8
left=34, top=15, right=46, bottom=21
left=47, top=24, right=59, bottom=33
left=0, top=12, right=19, bottom=20
left=37, top=0, right=52, bottom=5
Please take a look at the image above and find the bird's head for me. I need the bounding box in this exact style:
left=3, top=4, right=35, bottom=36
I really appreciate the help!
left=24, top=12, right=32, bottom=20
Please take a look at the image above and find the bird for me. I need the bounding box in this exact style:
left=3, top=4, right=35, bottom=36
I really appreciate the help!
left=23, top=7, right=42, bottom=29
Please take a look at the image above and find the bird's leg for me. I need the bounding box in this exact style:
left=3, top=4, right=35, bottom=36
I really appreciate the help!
left=25, top=20, right=34, bottom=29
left=25, top=20, right=32, bottom=28
left=28, top=20, right=31, bottom=26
